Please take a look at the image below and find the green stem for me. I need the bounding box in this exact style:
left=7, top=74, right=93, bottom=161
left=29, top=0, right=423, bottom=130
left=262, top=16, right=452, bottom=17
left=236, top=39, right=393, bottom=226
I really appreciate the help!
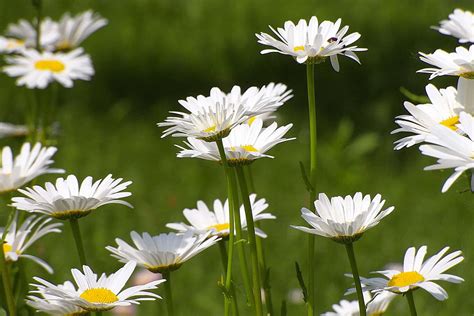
left=216, top=139, right=240, bottom=316
left=235, top=166, right=263, bottom=316
left=306, top=63, right=317, bottom=316
left=218, top=241, right=240, bottom=316
left=95, top=312, right=102, bottom=316
left=32, top=0, right=42, bottom=52
left=345, top=243, right=366, bottom=316
left=0, top=250, right=15, bottom=315
left=69, top=219, right=87, bottom=266
left=163, top=271, right=174, bottom=316
left=406, top=291, right=418, bottom=316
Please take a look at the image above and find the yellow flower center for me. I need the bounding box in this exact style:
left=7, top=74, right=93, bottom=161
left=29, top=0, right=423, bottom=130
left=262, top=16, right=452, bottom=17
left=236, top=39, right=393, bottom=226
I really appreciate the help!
left=6, top=39, right=24, bottom=49
left=248, top=116, right=257, bottom=125
left=241, top=145, right=258, bottom=152
left=203, top=125, right=216, bottom=133
left=80, top=288, right=119, bottom=304
left=293, top=45, right=305, bottom=52
left=440, top=116, right=459, bottom=130
left=208, top=223, right=230, bottom=232
left=3, top=243, right=12, bottom=253
left=34, top=59, right=66, bottom=73
left=387, top=271, right=424, bottom=288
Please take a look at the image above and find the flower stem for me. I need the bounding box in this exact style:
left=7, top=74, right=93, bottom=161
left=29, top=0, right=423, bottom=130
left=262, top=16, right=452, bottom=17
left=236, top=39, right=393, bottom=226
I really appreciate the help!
left=235, top=165, right=264, bottom=316
left=96, top=312, right=102, bottom=316
left=216, top=139, right=240, bottom=316
left=345, top=243, right=366, bottom=316
left=0, top=209, right=16, bottom=316
left=69, top=219, right=87, bottom=266
left=32, top=0, right=42, bottom=52
left=163, top=271, right=174, bottom=316
left=306, top=63, right=317, bottom=316
left=218, top=241, right=240, bottom=316
left=406, top=291, right=418, bottom=316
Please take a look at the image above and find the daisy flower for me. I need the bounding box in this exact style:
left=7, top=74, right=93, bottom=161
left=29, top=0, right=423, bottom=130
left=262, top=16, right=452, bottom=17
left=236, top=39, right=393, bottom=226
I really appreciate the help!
left=392, top=84, right=464, bottom=149
left=176, top=119, right=294, bottom=165
left=0, top=122, right=28, bottom=138
left=0, top=36, right=26, bottom=54
left=6, top=18, right=59, bottom=49
left=418, top=45, right=474, bottom=79
left=26, top=281, right=87, bottom=315
left=106, top=231, right=220, bottom=273
left=158, top=85, right=283, bottom=141
left=30, top=261, right=164, bottom=312
left=166, top=194, right=276, bottom=238
left=0, top=142, right=63, bottom=194
left=3, top=48, right=94, bottom=89
left=355, top=246, right=464, bottom=301
left=434, top=9, right=474, bottom=43
left=292, top=192, right=394, bottom=244
left=2, top=213, right=62, bottom=273
left=247, top=82, right=293, bottom=124
left=366, top=291, right=397, bottom=316
left=12, top=174, right=133, bottom=220
left=256, top=16, right=367, bottom=71
left=55, top=10, right=108, bottom=51
left=321, top=297, right=360, bottom=316
left=419, top=112, right=474, bottom=192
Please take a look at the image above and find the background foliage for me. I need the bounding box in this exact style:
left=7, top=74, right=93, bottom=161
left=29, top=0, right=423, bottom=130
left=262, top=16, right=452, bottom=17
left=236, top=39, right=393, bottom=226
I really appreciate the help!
left=0, top=0, right=472, bottom=314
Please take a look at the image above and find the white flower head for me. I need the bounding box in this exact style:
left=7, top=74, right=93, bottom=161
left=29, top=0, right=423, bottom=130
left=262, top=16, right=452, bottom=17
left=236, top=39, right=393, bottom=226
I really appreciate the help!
left=321, top=297, right=359, bottom=316
left=106, top=231, right=220, bottom=273
left=434, top=9, right=474, bottom=43
left=256, top=16, right=367, bottom=71
left=55, top=10, right=108, bottom=51
left=0, top=122, right=28, bottom=138
left=27, top=281, right=87, bottom=315
left=392, top=84, right=464, bottom=149
left=2, top=213, right=62, bottom=273
left=166, top=194, right=276, bottom=238
left=6, top=18, right=60, bottom=50
left=0, top=142, right=63, bottom=194
left=292, top=192, right=394, bottom=244
left=30, top=261, right=165, bottom=312
left=355, top=246, right=464, bottom=301
left=419, top=45, right=474, bottom=79
left=4, top=48, right=94, bottom=89
left=366, top=291, right=397, bottom=315
left=419, top=111, right=474, bottom=192
left=0, top=36, right=26, bottom=54
left=177, top=119, right=294, bottom=165
left=12, top=174, right=133, bottom=220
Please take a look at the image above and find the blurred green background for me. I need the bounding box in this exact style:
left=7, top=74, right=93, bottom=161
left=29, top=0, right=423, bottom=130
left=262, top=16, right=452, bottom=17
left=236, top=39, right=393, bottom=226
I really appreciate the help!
left=0, top=0, right=473, bottom=315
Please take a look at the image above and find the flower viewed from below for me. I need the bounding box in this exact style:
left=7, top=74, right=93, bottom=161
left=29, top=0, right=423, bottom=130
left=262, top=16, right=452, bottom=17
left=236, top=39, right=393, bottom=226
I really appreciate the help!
left=0, top=122, right=28, bottom=138
left=355, top=246, right=464, bottom=301
left=419, top=112, right=474, bottom=192
left=6, top=18, right=59, bottom=50
left=2, top=213, right=62, bottom=273
left=30, top=261, right=164, bottom=312
left=434, top=9, right=474, bottom=43
left=27, top=282, right=87, bottom=315
left=107, top=231, right=220, bottom=273
left=3, top=48, right=94, bottom=89
left=292, top=192, right=394, bottom=244
left=55, top=10, right=108, bottom=51
left=12, top=174, right=133, bottom=220
left=392, top=84, right=464, bottom=149
left=0, top=142, right=63, bottom=194
left=166, top=194, right=276, bottom=238
left=177, top=119, right=294, bottom=165
left=419, top=45, right=474, bottom=79
left=322, top=291, right=395, bottom=316
left=256, top=16, right=367, bottom=70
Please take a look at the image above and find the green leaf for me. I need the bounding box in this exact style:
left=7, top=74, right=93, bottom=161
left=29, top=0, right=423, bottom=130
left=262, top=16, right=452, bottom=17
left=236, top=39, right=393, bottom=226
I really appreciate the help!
left=295, top=261, right=308, bottom=303
left=299, top=162, right=314, bottom=193
left=400, top=87, right=430, bottom=104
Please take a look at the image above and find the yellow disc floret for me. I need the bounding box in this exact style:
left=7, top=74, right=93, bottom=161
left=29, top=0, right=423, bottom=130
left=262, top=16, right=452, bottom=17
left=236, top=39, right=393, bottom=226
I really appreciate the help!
left=34, top=60, right=66, bottom=73
left=440, top=116, right=459, bottom=130
left=3, top=243, right=12, bottom=254
left=293, top=45, right=305, bottom=52
left=208, top=223, right=230, bottom=232
left=80, top=288, right=119, bottom=304
left=388, top=271, right=424, bottom=288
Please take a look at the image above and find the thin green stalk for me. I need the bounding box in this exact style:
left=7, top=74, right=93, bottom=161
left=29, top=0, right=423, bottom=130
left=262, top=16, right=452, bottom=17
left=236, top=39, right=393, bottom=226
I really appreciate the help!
left=306, top=63, right=317, bottom=316
left=32, top=0, right=42, bottom=52
left=163, top=271, right=174, bottom=316
left=0, top=248, right=15, bottom=315
left=345, top=243, right=366, bottom=316
left=235, top=166, right=263, bottom=316
left=69, top=219, right=87, bottom=266
left=216, top=139, right=240, bottom=316
left=95, top=312, right=102, bottom=316
left=218, top=241, right=240, bottom=316
left=406, top=291, right=417, bottom=316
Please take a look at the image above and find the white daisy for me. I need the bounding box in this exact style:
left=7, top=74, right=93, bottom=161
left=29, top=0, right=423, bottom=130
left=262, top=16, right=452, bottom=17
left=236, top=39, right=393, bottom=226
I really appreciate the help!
left=256, top=16, right=367, bottom=71
left=31, top=261, right=164, bottom=312
left=0, top=142, right=63, bottom=194
left=419, top=45, right=474, bottom=79
left=12, top=174, right=133, bottom=220
left=6, top=18, right=59, bottom=50
left=292, top=192, right=394, bottom=244
left=321, top=297, right=359, bottom=316
left=2, top=213, right=62, bottom=273
left=0, top=122, right=28, bottom=138
left=0, top=36, right=26, bottom=54
left=419, top=112, right=474, bottom=192
left=166, top=194, right=276, bottom=238
left=158, top=85, right=283, bottom=141
left=247, top=82, right=293, bottom=124
left=55, top=10, right=108, bottom=51
left=322, top=291, right=395, bottom=316
left=176, top=119, right=294, bottom=165
left=3, top=48, right=94, bottom=89
left=106, top=231, right=220, bottom=273
left=392, top=84, right=464, bottom=149
left=355, top=246, right=464, bottom=301
left=434, top=9, right=474, bottom=43
left=26, top=281, right=87, bottom=315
